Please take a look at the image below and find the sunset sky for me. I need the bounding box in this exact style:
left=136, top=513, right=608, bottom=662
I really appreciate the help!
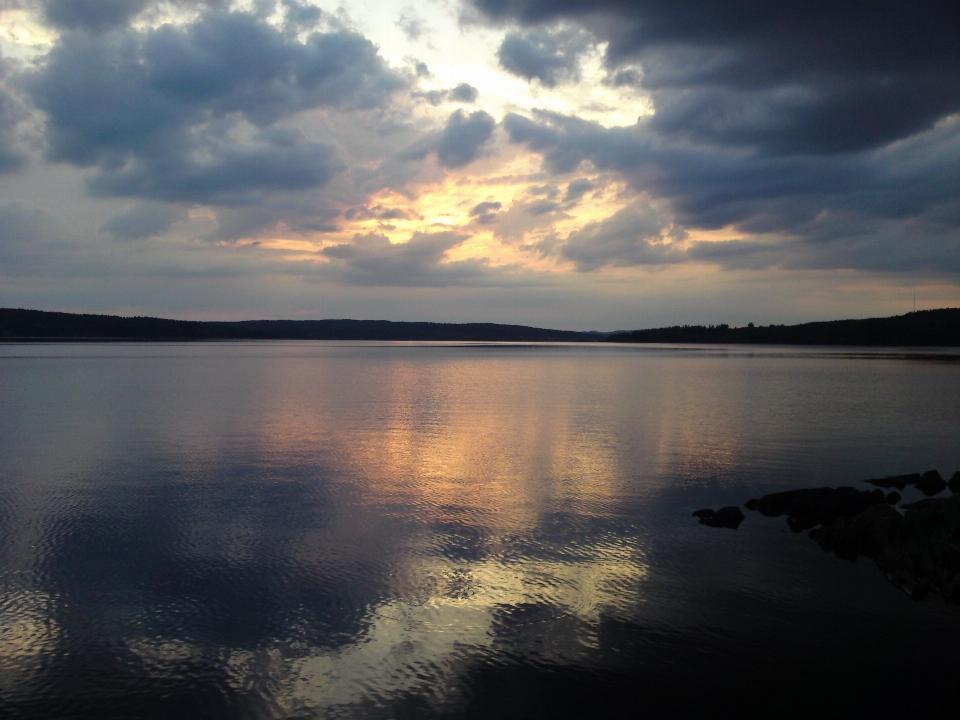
left=0, top=0, right=958, bottom=329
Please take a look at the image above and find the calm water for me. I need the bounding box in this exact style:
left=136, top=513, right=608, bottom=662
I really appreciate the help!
left=1, top=342, right=959, bottom=719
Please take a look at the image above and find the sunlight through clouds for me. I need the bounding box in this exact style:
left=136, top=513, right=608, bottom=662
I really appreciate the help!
left=0, top=0, right=959, bottom=325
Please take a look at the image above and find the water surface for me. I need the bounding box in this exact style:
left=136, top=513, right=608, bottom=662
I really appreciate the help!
left=1, top=342, right=959, bottom=718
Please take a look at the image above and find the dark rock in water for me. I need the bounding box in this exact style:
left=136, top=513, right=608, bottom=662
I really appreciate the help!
left=885, top=491, right=901, bottom=505
left=692, top=509, right=715, bottom=518
left=698, top=506, right=745, bottom=529
left=744, top=498, right=759, bottom=511
left=864, top=473, right=921, bottom=490
left=916, top=470, right=946, bottom=497
left=750, top=486, right=887, bottom=533
left=949, top=471, right=960, bottom=494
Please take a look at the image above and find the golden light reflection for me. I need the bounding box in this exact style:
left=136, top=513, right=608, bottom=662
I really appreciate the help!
left=252, top=353, right=640, bottom=531
left=0, top=591, right=59, bottom=695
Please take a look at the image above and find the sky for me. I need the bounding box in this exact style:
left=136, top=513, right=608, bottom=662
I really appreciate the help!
left=0, top=0, right=958, bottom=330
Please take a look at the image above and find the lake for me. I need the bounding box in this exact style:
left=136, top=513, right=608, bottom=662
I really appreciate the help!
left=1, top=342, right=959, bottom=718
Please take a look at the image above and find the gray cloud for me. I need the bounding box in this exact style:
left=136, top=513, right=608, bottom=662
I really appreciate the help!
left=496, top=27, right=587, bottom=87
left=436, top=109, right=495, bottom=167
left=470, top=200, right=501, bottom=224
left=413, top=82, right=478, bottom=106
left=526, top=198, right=558, bottom=215
left=0, top=202, right=48, bottom=251
left=503, top=111, right=647, bottom=175
left=471, top=201, right=501, bottom=215
left=102, top=204, right=179, bottom=240
left=27, top=9, right=406, bottom=202
left=450, top=83, right=479, bottom=103
left=560, top=202, right=680, bottom=271
left=0, top=202, right=68, bottom=270
left=280, top=0, right=322, bottom=30
left=87, top=136, right=345, bottom=203
left=563, top=177, right=593, bottom=202
left=205, top=202, right=340, bottom=241
left=396, top=8, right=427, bottom=41
left=320, top=231, right=494, bottom=286
left=42, top=0, right=150, bottom=31
left=0, top=55, right=28, bottom=172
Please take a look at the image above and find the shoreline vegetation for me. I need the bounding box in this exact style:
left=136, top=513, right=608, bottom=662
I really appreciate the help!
left=0, top=307, right=958, bottom=345
left=607, top=308, right=960, bottom=346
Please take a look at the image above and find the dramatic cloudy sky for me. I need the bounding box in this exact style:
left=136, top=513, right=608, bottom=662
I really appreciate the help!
left=0, top=0, right=958, bottom=328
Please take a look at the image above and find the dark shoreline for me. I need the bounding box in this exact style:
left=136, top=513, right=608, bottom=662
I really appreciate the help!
left=0, top=309, right=605, bottom=343
left=609, top=307, right=960, bottom=347
left=1, top=307, right=958, bottom=345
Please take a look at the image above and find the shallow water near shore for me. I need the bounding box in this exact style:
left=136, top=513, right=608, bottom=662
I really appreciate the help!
left=2, top=341, right=959, bottom=719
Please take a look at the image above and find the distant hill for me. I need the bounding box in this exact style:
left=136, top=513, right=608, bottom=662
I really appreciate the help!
left=0, top=308, right=602, bottom=342
left=608, top=308, right=960, bottom=346
left=4, top=307, right=958, bottom=346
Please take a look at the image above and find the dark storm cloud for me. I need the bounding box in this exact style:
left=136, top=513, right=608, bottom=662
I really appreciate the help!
left=504, top=109, right=960, bottom=230
left=436, top=109, right=495, bottom=167
left=504, top=109, right=960, bottom=272
left=102, top=204, right=179, bottom=240
left=320, top=231, right=494, bottom=286
left=472, top=0, right=960, bottom=155
left=27, top=9, right=406, bottom=202
left=496, top=27, right=587, bottom=87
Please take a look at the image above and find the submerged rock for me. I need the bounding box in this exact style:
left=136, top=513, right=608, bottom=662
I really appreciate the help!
left=694, top=506, right=745, bottom=529
left=864, top=473, right=921, bottom=490
left=752, top=487, right=886, bottom=533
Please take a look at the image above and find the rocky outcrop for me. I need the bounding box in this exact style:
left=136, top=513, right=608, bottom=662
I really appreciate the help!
left=698, top=468, right=960, bottom=603
left=916, top=470, right=947, bottom=496
left=692, top=506, right=745, bottom=529
left=950, top=471, right=960, bottom=494
left=808, top=495, right=960, bottom=602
